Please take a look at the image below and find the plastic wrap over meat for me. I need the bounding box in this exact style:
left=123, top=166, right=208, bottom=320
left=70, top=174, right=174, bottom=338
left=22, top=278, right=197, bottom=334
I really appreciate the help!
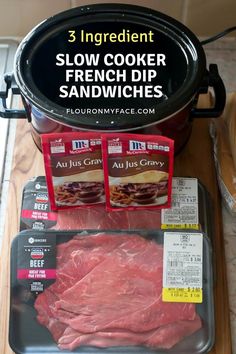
left=34, top=233, right=202, bottom=351
left=20, top=177, right=161, bottom=232
left=52, top=206, right=161, bottom=230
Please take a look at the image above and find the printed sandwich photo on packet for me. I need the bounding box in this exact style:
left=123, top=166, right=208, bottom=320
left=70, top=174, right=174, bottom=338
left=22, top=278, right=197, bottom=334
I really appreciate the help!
left=102, top=133, right=174, bottom=211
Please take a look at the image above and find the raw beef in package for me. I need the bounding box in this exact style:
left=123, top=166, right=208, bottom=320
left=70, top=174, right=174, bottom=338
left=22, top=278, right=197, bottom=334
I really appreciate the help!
left=19, top=176, right=162, bottom=230
left=10, top=229, right=214, bottom=353
left=42, top=132, right=104, bottom=210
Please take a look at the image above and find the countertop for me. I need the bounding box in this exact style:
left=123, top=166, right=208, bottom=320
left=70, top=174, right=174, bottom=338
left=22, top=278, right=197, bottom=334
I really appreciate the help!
left=0, top=104, right=231, bottom=354
left=204, top=38, right=236, bottom=354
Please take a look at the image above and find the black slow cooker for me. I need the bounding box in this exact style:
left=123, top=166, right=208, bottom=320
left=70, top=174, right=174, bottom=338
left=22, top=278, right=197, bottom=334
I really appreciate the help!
left=0, top=4, right=226, bottom=151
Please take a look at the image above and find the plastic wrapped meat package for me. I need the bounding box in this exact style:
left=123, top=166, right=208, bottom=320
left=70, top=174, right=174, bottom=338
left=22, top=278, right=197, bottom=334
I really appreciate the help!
left=20, top=176, right=162, bottom=231
left=10, top=229, right=214, bottom=354
left=53, top=206, right=162, bottom=230
left=20, top=176, right=212, bottom=234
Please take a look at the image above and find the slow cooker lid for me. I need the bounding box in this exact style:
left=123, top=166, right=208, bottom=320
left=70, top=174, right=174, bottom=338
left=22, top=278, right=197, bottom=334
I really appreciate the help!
left=15, top=4, right=206, bottom=130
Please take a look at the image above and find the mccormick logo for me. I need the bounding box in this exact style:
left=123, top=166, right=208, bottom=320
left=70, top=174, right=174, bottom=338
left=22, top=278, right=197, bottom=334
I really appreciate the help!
left=50, top=139, right=65, bottom=154
left=36, top=193, right=48, bottom=203
left=129, top=140, right=146, bottom=151
left=72, top=139, right=89, bottom=150
left=31, top=248, right=44, bottom=260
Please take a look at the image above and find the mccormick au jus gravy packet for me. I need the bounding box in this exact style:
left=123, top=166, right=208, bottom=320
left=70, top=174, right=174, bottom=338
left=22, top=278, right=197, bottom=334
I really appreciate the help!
left=102, top=133, right=174, bottom=211
left=41, top=132, right=104, bottom=210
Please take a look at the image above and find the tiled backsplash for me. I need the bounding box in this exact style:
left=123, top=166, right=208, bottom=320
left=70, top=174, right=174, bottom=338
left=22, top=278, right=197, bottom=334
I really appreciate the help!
left=0, top=0, right=236, bottom=39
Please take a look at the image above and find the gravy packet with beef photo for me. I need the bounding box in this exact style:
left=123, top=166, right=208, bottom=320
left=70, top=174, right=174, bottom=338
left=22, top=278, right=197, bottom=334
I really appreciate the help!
left=102, top=134, right=174, bottom=211
left=41, top=132, right=104, bottom=210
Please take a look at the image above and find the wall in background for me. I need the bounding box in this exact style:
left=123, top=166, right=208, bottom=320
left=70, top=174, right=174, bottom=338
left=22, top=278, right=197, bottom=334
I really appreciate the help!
left=0, top=0, right=236, bottom=39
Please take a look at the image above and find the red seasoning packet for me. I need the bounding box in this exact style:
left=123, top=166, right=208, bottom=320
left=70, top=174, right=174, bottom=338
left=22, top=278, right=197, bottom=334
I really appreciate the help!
left=102, top=133, right=174, bottom=211
left=41, top=132, right=104, bottom=211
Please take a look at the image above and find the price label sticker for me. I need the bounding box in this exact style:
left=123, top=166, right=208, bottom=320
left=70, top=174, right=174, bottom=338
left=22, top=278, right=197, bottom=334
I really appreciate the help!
left=162, top=287, right=202, bottom=303
left=161, top=177, right=199, bottom=229
left=162, top=232, right=203, bottom=303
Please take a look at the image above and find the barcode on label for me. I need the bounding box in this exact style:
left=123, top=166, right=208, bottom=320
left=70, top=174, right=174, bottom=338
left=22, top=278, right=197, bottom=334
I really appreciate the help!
left=161, top=177, right=199, bottom=228
left=167, top=260, right=183, bottom=268
left=163, top=232, right=203, bottom=290
left=180, top=234, right=190, bottom=243
left=171, top=202, right=180, bottom=207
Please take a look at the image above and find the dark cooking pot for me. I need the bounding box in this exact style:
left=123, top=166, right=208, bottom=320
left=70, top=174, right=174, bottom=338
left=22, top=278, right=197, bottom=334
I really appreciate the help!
left=0, top=4, right=226, bottom=152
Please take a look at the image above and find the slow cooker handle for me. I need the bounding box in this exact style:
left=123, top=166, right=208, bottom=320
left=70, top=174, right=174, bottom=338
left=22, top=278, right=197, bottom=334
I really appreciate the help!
left=0, top=73, right=27, bottom=118
left=190, top=64, right=226, bottom=118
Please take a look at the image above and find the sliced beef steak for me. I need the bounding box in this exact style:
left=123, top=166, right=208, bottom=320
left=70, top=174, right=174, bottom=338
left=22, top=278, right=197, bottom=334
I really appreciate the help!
left=34, top=233, right=202, bottom=351
left=34, top=290, right=67, bottom=342
left=58, top=316, right=202, bottom=351
left=53, top=206, right=161, bottom=230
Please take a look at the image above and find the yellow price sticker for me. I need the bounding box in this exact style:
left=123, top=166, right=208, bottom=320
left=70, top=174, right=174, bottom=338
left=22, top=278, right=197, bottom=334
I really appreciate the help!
left=161, top=223, right=199, bottom=230
left=162, top=287, right=202, bottom=303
